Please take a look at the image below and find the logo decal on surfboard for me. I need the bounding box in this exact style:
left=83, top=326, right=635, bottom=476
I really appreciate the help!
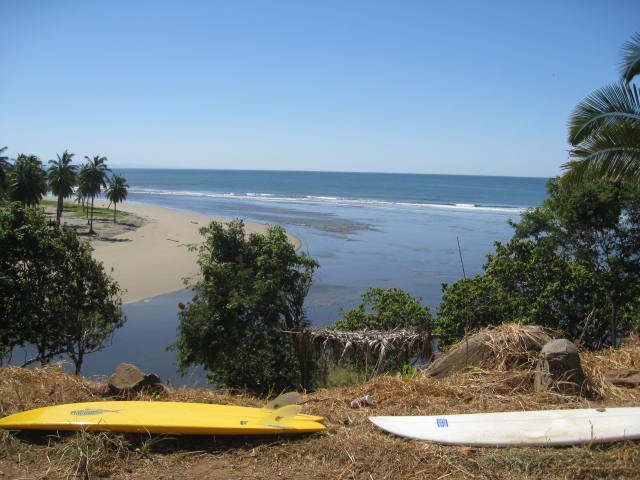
left=436, top=418, right=448, bottom=427
left=70, top=409, right=120, bottom=416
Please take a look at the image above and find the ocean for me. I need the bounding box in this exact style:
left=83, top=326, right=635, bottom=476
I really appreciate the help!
left=28, top=170, right=552, bottom=385
left=116, top=169, right=547, bottom=316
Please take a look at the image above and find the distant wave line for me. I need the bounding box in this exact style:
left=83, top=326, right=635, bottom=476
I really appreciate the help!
left=128, top=187, right=526, bottom=214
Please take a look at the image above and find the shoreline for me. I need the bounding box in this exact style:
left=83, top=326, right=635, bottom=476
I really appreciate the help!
left=47, top=198, right=301, bottom=304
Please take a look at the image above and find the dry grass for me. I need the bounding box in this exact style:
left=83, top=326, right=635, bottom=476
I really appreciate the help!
left=0, top=363, right=102, bottom=416
left=582, top=336, right=640, bottom=402
left=1, top=334, right=639, bottom=479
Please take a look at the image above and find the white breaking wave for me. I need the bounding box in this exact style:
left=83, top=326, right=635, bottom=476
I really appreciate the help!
left=128, top=187, right=526, bottom=214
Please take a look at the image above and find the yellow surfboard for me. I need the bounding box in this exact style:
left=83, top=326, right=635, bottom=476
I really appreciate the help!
left=0, top=400, right=325, bottom=435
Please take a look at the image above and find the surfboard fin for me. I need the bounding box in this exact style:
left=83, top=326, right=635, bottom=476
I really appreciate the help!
left=260, top=405, right=302, bottom=428
left=263, top=392, right=301, bottom=411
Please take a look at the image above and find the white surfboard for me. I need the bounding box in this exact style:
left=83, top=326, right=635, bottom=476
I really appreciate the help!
left=369, top=407, right=640, bottom=446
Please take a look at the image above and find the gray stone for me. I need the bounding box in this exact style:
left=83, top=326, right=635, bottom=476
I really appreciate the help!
left=108, top=363, right=167, bottom=396
left=534, top=339, right=586, bottom=395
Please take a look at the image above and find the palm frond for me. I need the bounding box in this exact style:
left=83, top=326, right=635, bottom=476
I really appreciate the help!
left=105, top=174, right=129, bottom=204
left=620, top=32, right=640, bottom=84
left=562, top=123, right=640, bottom=185
left=568, top=83, right=640, bottom=144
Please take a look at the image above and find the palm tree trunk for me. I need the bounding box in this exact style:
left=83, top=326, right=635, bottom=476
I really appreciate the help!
left=113, top=202, right=117, bottom=223
left=89, top=196, right=95, bottom=234
left=83, top=197, right=89, bottom=221
left=56, top=194, right=63, bottom=224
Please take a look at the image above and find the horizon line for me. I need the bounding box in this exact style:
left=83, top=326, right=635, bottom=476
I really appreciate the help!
left=108, top=165, right=553, bottom=180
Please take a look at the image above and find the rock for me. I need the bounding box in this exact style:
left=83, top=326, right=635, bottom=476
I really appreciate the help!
left=534, top=339, right=586, bottom=395
left=605, top=369, right=640, bottom=388
left=108, top=363, right=167, bottom=396
left=427, top=325, right=564, bottom=379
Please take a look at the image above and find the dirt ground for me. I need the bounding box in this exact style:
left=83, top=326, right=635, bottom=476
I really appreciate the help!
left=1, top=332, right=639, bottom=479
left=40, top=199, right=146, bottom=243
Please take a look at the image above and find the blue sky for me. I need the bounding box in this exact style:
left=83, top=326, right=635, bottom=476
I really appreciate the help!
left=2, top=1, right=638, bottom=177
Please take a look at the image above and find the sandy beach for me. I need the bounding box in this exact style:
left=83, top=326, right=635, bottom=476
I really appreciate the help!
left=48, top=199, right=301, bottom=304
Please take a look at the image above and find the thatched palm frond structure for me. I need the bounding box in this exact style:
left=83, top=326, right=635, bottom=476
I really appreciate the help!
left=289, top=328, right=435, bottom=387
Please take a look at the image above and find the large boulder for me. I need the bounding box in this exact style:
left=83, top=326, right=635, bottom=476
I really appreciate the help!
left=427, top=325, right=565, bottom=379
left=534, top=339, right=586, bottom=395
left=108, top=363, right=167, bottom=396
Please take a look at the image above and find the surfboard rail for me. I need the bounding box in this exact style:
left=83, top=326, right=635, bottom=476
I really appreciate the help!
left=0, top=400, right=325, bottom=435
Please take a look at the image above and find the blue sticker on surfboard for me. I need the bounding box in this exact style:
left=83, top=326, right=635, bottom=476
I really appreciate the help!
left=436, top=418, right=448, bottom=427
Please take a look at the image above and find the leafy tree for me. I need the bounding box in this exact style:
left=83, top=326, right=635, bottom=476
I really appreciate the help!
left=437, top=179, right=640, bottom=348
left=9, top=154, right=47, bottom=207
left=105, top=174, right=129, bottom=222
left=329, top=287, right=434, bottom=379
left=437, top=238, right=591, bottom=345
left=173, top=220, right=318, bottom=394
left=47, top=150, right=77, bottom=224
left=80, top=155, right=111, bottom=234
left=332, top=287, right=433, bottom=332
left=62, top=250, right=125, bottom=374
left=563, top=32, right=640, bottom=185
left=0, top=146, right=9, bottom=199
left=0, top=203, right=125, bottom=371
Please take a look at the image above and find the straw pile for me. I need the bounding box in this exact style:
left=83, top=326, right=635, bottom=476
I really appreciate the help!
left=427, top=324, right=564, bottom=378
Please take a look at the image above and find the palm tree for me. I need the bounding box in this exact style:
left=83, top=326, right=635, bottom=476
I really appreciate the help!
left=562, top=33, right=640, bottom=185
left=80, top=155, right=111, bottom=234
left=621, top=32, right=640, bottom=84
left=75, top=163, right=90, bottom=218
left=9, top=154, right=48, bottom=207
left=105, top=174, right=129, bottom=222
left=47, top=150, right=77, bottom=224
